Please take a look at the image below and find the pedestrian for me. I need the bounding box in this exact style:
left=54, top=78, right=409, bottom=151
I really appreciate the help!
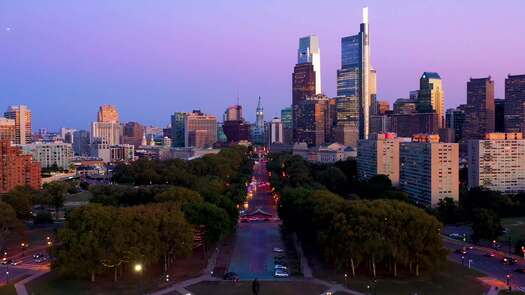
left=252, top=278, right=260, bottom=295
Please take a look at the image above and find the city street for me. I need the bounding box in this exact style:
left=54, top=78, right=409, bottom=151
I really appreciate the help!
left=228, top=155, right=286, bottom=280
left=0, top=247, right=51, bottom=287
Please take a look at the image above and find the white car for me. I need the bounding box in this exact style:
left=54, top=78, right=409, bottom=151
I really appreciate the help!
left=273, top=247, right=284, bottom=253
left=274, top=268, right=289, bottom=278
left=274, top=264, right=287, bottom=270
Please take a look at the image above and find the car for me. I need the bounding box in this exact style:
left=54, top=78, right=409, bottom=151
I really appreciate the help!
left=449, top=233, right=463, bottom=240
left=502, top=257, right=518, bottom=265
left=10, top=260, right=22, bottom=266
left=33, top=253, right=44, bottom=259
left=483, top=252, right=496, bottom=258
left=273, top=247, right=284, bottom=253
left=515, top=268, right=525, bottom=274
left=1, top=259, right=12, bottom=265
left=223, top=272, right=239, bottom=282
left=455, top=248, right=467, bottom=255
left=275, top=264, right=288, bottom=270
left=34, top=256, right=47, bottom=263
left=274, top=268, right=289, bottom=278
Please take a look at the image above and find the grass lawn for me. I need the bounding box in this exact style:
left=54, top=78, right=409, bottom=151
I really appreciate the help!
left=66, top=191, right=93, bottom=203
left=502, top=217, right=525, bottom=245
left=187, top=280, right=327, bottom=295
left=315, top=261, right=488, bottom=295
left=0, top=284, right=16, bottom=295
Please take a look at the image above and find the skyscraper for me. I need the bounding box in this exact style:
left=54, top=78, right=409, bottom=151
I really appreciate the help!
left=224, top=105, right=243, bottom=122
left=495, top=98, right=505, bottom=132
left=4, top=105, right=32, bottom=144
left=417, top=72, right=445, bottom=128
left=297, top=35, right=321, bottom=94
left=122, top=121, right=145, bottom=148
left=463, top=77, right=495, bottom=140
left=184, top=110, right=217, bottom=148
left=0, top=140, right=41, bottom=193
left=91, top=105, right=121, bottom=145
left=281, top=107, right=293, bottom=144
left=171, top=112, right=186, bottom=147
left=504, top=74, right=525, bottom=133
left=252, top=97, right=266, bottom=145
left=0, top=117, right=16, bottom=142
left=337, top=7, right=372, bottom=140
left=446, top=107, right=466, bottom=142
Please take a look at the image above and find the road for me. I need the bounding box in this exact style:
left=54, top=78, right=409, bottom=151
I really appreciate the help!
left=228, top=155, right=285, bottom=280
left=0, top=247, right=51, bottom=286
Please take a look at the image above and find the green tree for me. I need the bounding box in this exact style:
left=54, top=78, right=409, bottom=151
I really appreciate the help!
left=2, top=185, right=36, bottom=219
left=154, top=186, right=204, bottom=205
left=436, top=197, right=463, bottom=224
left=471, top=208, right=503, bottom=242
left=44, top=181, right=70, bottom=214
left=0, top=201, right=23, bottom=249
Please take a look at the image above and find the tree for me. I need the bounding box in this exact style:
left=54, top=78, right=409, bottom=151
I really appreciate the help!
left=471, top=208, right=503, bottom=242
left=44, top=181, right=70, bottom=214
left=436, top=197, right=463, bottom=224
left=154, top=186, right=203, bottom=205
left=2, top=185, right=36, bottom=219
left=0, top=201, right=23, bottom=249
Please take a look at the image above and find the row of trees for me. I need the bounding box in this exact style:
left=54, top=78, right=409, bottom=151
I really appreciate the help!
left=53, top=146, right=253, bottom=281
left=55, top=203, right=193, bottom=282
left=279, top=188, right=446, bottom=277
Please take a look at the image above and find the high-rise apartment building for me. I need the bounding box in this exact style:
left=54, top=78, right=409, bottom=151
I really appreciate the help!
left=0, top=140, right=41, bottom=193
left=357, top=133, right=409, bottom=186
left=4, top=105, right=32, bottom=144
left=504, top=74, right=525, bottom=133
left=463, top=77, right=495, bottom=140
left=91, top=105, right=121, bottom=145
left=417, top=72, right=445, bottom=128
left=184, top=111, right=217, bottom=148
left=337, top=7, right=372, bottom=140
left=0, top=117, right=16, bottom=142
left=399, top=134, right=459, bottom=207
left=21, top=142, right=73, bottom=170
left=122, top=121, right=145, bottom=148
left=468, top=132, right=525, bottom=193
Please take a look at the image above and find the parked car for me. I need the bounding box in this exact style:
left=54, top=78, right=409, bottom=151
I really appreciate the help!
left=502, top=257, right=518, bottom=265
left=274, top=268, right=289, bottom=278
left=223, top=272, right=239, bottom=282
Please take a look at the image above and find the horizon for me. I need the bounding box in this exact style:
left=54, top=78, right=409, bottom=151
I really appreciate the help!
left=1, top=0, right=524, bottom=130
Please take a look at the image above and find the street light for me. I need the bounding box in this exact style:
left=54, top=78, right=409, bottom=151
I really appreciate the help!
left=134, top=263, right=143, bottom=273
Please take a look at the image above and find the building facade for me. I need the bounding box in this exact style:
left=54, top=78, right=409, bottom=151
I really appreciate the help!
left=91, top=105, right=121, bottom=145
left=171, top=112, right=186, bottom=148
left=446, top=107, right=466, bottom=143
left=504, top=74, right=525, bottom=133
left=399, top=134, right=459, bottom=207
left=468, top=132, right=525, bottom=194
left=0, top=117, right=16, bottom=142
left=184, top=111, right=217, bottom=148
left=122, top=121, right=145, bottom=148
left=4, top=105, right=32, bottom=144
left=21, top=142, right=73, bottom=170
left=0, top=140, right=41, bottom=193
left=267, top=117, right=284, bottom=145
left=463, top=77, right=495, bottom=140
left=417, top=72, right=445, bottom=128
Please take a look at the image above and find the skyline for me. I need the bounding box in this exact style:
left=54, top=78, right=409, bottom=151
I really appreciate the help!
left=1, top=0, right=524, bottom=130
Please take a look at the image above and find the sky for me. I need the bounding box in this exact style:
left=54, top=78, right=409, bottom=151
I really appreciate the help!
left=0, top=0, right=524, bottom=130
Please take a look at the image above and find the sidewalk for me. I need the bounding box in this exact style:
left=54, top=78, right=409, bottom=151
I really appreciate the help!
left=14, top=269, right=50, bottom=295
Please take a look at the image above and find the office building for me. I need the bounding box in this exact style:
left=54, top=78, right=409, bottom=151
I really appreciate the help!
left=223, top=120, right=251, bottom=143
left=184, top=111, right=217, bottom=148
left=0, top=140, right=41, bottom=193
left=73, top=130, right=91, bottom=156
left=281, top=107, right=293, bottom=144
left=468, top=133, right=525, bottom=194
left=171, top=112, right=186, bottom=147
left=267, top=117, right=284, bottom=145
left=60, top=128, right=76, bottom=144
left=417, top=72, right=445, bottom=128
left=463, top=77, right=495, bottom=140
left=337, top=7, right=372, bottom=140
left=393, top=98, right=417, bottom=114
left=446, top=107, right=466, bottom=142
left=0, top=117, right=16, bottom=142
left=504, top=74, right=525, bottom=133
left=297, top=35, right=321, bottom=94
left=91, top=105, right=121, bottom=145
left=376, top=101, right=390, bottom=115
left=357, top=133, right=409, bottom=186
left=294, top=95, right=334, bottom=146
left=4, top=105, right=32, bottom=144
left=110, top=144, right=135, bottom=163
left=389, top=113, right=439, bottom=137
left=122, top=121, right=145, bottom=148
left=252, top=97, right=266, bottom=145
left=224, top=105, right=243, bottom=122
left=399, top=134, right=459, bottom=207
left=495, top=98, right=505, bottom=132
left=21, top=142, right=73, bottom=170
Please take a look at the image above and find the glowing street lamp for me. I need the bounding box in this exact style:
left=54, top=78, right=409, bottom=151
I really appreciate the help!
left=134, top=263, right=143, bottom=273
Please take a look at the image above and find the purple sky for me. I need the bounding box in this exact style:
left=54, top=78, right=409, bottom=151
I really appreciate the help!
left=0, top=0, right=524, bottom=130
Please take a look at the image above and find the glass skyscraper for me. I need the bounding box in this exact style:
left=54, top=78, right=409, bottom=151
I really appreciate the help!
left=336, top=7, right=371, bottom=139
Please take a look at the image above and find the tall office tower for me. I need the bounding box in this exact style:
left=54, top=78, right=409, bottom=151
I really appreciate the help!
left=122, top=121, right=145, bottom=148
left=224, top=105, right=243, bottom=121
left=267, top=117, right=284, bottom=145
left=298, top=35, right=321, bottom=94
left=97, top=105, right=120, bottom=123
left=417, top=72, right=445, bottom=128
left=252, top=96, right=266, bottom=145
left=337, top=7, right=372, bottom=140
left=495, top=99, right=505, bottom=132
left=357, top=133, right=410, bottom=186
left=4, top=105, right=32, bottom=144
left=409, top=90, right=419, bottom=100
left=463, top=77, right=495, bottom=140
left=0, top=117, right=16, bottom=142
left=468, top=132, right=525, bottom=193
left=369, top=68, right=377, bottom=117
left=399, top=134, right=459, bottom=207
left=91, top=105, right=121, bottom=145
left=72, top=130, right=91, bottom=156
left=0, top=140, right=41, bottom=193
left=393, top=98, right=417, bottom=114
left=295, top=95, right=332, bottom=146
left=376, top=101, right=390, bottom=115
left=389, top=113, right=439, bottom=137
left=184, top=111, right=217, bottom=148
left=281, top=107, right=293, bottom=144
left=171, top=112, right=186, bottom=147
left=446, top=107, right=466, bottom=142
left=21, top=142, right=73, bottom=170
left=217, top=123, right=227, bottom=143
left=223, top=120, right=251, bottom=143
left=504, top=74, right=525, bottom=133
left=335, top=95, right=360, bottom=146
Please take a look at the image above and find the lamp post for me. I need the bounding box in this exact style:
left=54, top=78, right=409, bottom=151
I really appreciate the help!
left=134, top=263, right=144, bottom=292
